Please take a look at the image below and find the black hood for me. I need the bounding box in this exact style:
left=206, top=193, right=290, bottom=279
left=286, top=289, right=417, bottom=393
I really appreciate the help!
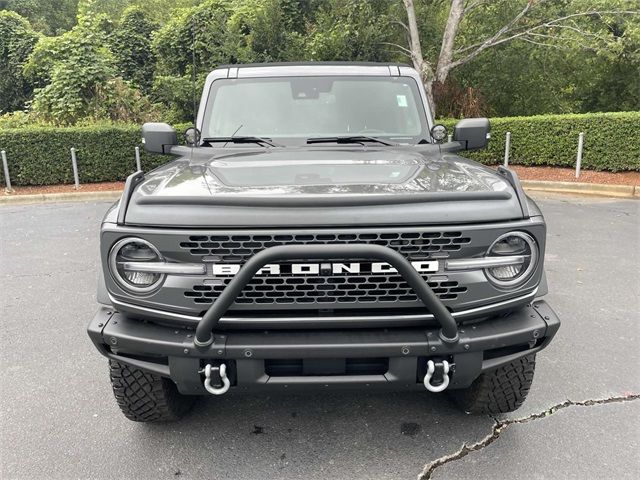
left=122, top=147, right=524, bottom=227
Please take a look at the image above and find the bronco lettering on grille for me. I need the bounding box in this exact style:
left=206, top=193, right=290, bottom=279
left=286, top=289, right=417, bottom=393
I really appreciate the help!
left=211, top=261, right=439, bottom=276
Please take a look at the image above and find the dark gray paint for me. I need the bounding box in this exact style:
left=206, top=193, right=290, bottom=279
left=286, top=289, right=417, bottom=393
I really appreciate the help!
left=452, top=117, right=490, bottom=150
left=141, top=122, right=177, bottom=154
left=122, top=148, right=525, bottom=226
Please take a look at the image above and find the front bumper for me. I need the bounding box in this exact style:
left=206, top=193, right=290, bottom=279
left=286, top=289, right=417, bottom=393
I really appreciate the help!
left=87, top=300, right=560, bottom=394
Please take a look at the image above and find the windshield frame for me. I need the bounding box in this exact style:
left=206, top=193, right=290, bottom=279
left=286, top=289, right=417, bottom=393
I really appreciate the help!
left=198, top=70, right=433, bottom=147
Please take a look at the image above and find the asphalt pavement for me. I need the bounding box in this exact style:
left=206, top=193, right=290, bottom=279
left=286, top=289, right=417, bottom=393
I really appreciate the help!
left=1, top=193, right=638, bottom=480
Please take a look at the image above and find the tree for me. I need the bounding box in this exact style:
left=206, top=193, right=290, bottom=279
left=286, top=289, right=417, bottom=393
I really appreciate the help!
left=307, top=0, right=395, bottom=61
left=25, top=17, right=116, bottom=124
left=0, top=0, right=79, bottom=35
left=225, top=0, right=306, bottom=62
left=0, top=11, right=39, bottom=113
left=109, top=7, right=157, bottom=92
left=24, top=13, right=158, bottom=124
left=153, top=0, right=232, bottom=77
left=400, top=0, right=640, bottom=114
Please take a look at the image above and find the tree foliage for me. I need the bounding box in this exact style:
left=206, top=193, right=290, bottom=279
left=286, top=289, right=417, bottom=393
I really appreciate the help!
left=25, top=16, right=116, bottom=124
left=401, top=0, right=640, bottom=116
left=1, top=0, right=638, bottom=125
left=109, top=7, right=157, bottom=91
left=306, top=0, right=395, bottom=61
left=0, top=0, right=79, bottom=35
left=23, top=13, right=158, bottom=125
left=0, top=10, right=39, bottom=113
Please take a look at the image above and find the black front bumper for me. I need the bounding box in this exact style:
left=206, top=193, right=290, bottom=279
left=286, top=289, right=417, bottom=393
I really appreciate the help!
left=87, top=300, right=560, bottom=394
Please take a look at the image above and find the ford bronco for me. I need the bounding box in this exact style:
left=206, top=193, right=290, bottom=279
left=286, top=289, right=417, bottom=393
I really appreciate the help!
left=87, top=62, right=560, bottom=422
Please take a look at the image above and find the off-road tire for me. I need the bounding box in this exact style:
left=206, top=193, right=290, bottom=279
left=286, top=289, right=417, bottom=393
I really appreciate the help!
left=109, top=360, right=195, bottom=422
left=450, top=354, right=536, bottom=414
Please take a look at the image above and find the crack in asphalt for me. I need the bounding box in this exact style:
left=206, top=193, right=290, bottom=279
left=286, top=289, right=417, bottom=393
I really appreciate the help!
left=418, top=394, right=640, bottom=480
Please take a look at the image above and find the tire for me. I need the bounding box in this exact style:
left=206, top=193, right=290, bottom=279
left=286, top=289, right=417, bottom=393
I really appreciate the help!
left=450, top=354, right=536, bottom=415
left=109, top=360, right=195, bottom=422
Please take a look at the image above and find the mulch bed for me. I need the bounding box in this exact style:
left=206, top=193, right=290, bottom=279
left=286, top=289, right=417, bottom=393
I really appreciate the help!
left=504, top=165, right=639, bottom=186
left=4, top=166, right=639, bottom=196
left=6, top=181, right=125, bottom=196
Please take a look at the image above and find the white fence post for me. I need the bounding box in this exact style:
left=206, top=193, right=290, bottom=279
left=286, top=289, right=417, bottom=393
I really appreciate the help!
left=447, top=134, right=452, bottom=143
left=70, top=147, right=80, bottom=189
left=135, top=146, right=142, bottom=171
left=503, top=132, right=511, bottom=167
left=575, top=132, right=584, bottom=178
left=2, top=150, right=13, bottom=193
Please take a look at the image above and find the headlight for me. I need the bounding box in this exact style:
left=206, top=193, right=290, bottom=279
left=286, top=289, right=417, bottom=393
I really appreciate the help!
left=108, top=237, right=165, bottom=294
left=485, top=232, right=538, bottom=288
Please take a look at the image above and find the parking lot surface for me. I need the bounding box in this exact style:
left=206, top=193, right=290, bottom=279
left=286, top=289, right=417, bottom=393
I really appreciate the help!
left=1, top=193, right=638, bottom=479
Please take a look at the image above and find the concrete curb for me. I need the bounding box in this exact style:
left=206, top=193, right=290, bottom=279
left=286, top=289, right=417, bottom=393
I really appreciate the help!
left=0, top=190, right=121, bottom=205
left=1, top=181, right=638, bottom=205
left=521, top=180, right=637, bottom=198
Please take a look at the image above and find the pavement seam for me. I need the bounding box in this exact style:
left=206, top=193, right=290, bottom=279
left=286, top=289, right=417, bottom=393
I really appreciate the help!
left=417, top=393, right=640, bottom=480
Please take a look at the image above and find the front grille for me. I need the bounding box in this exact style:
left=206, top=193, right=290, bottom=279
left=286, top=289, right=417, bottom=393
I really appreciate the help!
left=179, top=230, right=472, bottom=310
left=179, top=231, right=471, bottom=262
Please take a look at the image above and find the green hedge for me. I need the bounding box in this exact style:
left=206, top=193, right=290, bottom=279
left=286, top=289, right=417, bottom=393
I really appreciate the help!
left=442, top=111, right=640, bottom=172
left=0, top=122, right=190, bottom=186
left=0, top=112, right=638, bottom=187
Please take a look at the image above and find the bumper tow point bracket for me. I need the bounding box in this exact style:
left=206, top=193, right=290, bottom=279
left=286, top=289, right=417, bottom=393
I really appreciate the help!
left=200, top=363, right=230, bottom=395
left=424, top=360, right=451, bottom=393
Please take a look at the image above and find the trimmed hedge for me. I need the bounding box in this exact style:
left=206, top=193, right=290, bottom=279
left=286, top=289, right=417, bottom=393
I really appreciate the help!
left=442, top=111, right=640, bottom=172
left=0, top=123, right=190, bottom=186
left=0, top=112, right=638, bottom=187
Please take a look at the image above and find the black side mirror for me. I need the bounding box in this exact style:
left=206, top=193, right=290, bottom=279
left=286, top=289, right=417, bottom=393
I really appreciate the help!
left=453, top=118, right=490, bottom=150
left=141, top=122, right=177, bottom=154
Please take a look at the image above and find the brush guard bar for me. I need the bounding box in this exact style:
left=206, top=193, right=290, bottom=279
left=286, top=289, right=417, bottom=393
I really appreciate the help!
left=193, top=244, right=460, bottom=348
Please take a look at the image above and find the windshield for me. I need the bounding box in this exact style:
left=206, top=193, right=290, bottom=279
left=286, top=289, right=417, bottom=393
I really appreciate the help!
left=201, top=76, right=428, bottom=145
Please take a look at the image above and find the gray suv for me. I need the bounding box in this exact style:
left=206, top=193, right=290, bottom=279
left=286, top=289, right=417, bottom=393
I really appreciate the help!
left=87, top=62, right=560, bottom=422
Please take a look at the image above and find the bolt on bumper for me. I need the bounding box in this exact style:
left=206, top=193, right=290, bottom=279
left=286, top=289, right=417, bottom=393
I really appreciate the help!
left=88, top=300, right=560, bottom=393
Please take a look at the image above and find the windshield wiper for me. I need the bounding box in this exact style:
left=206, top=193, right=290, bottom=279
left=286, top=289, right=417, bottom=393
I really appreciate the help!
left=306, top=136, right=396, bottom=146
left=202, top=136, right=281, bottom=147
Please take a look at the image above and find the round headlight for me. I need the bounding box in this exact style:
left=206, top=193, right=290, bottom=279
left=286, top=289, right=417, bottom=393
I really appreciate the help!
left=108, top=237, right=165, bottom=294
left=485, top=232, right=538, bottom=288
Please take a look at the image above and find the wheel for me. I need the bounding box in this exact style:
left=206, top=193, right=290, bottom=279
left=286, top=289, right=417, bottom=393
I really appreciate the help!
left=108, top=360, right=195, bottom=422
left=450, top=354, right=536, bottom=414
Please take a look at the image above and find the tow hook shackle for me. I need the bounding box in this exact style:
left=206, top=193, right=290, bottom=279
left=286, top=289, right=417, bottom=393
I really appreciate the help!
left=201, top=363, right=230, bottom=395
left=423, top=360, right=451, bottom=393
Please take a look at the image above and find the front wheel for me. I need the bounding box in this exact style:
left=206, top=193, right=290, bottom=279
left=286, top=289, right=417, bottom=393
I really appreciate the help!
left=450, top=354, right=536, bottom=414
left=109, top=360, right=195, bottom=422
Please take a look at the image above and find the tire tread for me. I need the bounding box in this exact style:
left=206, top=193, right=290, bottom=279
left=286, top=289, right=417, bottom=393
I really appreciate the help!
left=451, top=354, right=536, bottom=414
left=109, top=360, right=194, bottom=422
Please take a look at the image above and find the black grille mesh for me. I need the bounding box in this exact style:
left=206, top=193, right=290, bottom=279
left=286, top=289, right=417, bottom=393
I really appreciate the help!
left=185, top=274, right=467, bottom=306
left=179, top=231, right=471, bottom=262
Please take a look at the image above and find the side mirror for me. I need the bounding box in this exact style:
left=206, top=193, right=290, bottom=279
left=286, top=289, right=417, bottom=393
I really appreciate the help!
left=141, top=122, right=177, bottom=154
left=453, top=118, right=490, bottom=150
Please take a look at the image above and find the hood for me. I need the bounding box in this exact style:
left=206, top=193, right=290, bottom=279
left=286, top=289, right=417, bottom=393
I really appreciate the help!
left=135, top=148, right=510, bottom=196
left=123, top=147, right=525, bottom=227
